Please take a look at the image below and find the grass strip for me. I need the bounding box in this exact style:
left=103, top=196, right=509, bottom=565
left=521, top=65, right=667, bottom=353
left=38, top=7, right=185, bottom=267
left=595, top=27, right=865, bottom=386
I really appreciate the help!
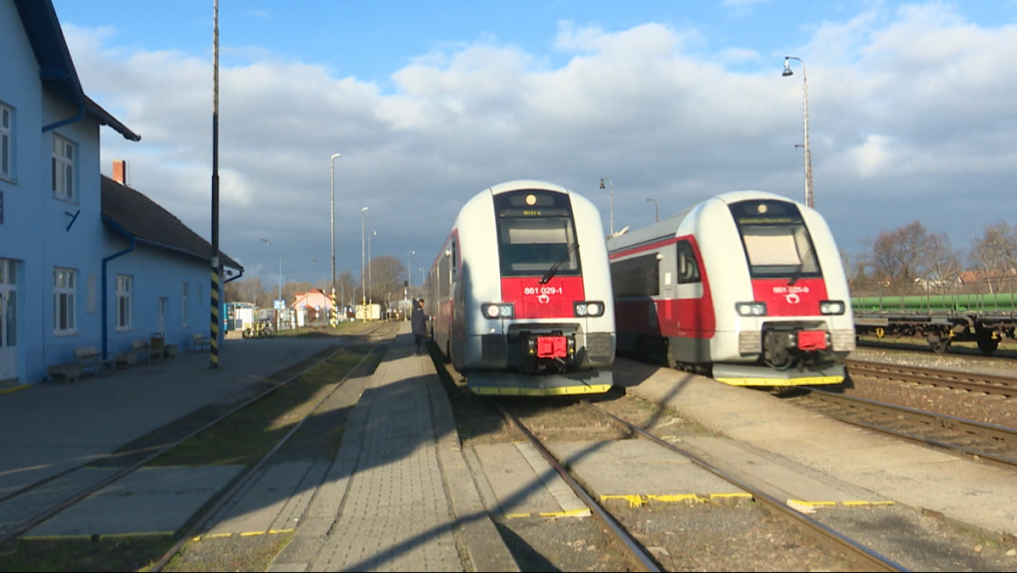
left=150, top=347, right=372, bottom=468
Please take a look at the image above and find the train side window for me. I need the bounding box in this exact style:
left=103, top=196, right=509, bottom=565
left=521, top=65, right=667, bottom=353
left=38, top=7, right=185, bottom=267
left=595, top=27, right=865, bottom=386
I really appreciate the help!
left=676, top=241, right=700, bottom=284
left=450, top=240, right=458, bottom=281
left=610, top=254, right=659, bottom=297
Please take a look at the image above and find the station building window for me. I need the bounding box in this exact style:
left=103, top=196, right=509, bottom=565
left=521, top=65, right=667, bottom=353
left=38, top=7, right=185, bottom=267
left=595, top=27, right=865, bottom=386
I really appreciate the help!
left=54, top=267, right=77, bottom=335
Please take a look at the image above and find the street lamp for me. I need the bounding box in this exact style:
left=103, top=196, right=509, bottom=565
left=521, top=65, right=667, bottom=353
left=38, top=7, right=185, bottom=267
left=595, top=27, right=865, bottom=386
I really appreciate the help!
left=329, top=152, right=340, bottom=326
left=311, top=258, right=326, bottom=325
left=367, top=230, right=376, bottom=305
left=260, top=237, right=282, bottom=331
left=406, top=250, right=415, bottom=300
left=646, top=198, right=659, bottom=222
left=599, top=177, right=614, bottom=235
left=782, top=56, right=813, bottom=209
left=360, top=206, right=368, bottom=322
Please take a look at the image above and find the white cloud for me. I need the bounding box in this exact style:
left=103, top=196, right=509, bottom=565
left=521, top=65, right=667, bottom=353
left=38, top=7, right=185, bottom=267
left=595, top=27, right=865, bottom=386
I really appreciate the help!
left=63, top=3, right=1017, bottom=284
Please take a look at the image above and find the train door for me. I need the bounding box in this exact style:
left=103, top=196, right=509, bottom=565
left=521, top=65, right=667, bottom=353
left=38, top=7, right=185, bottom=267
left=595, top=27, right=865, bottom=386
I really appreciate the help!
left=0, top=259, right=17, bottom=382
left=448, top=237, right=467, bottom=369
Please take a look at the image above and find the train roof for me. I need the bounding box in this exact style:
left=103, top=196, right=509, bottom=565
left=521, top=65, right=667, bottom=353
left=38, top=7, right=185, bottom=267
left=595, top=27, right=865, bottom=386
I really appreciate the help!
left=485, top=180, right=571, bottom=195
left=607, top=190, right=799, bottom=253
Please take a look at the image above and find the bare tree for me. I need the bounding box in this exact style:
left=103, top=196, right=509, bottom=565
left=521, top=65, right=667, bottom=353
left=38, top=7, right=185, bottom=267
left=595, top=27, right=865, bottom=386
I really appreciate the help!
left=368, top=255, right=407, bottom=310
left=224, top=276, right=265, bottom=304
left=924, top=233, right=961, bottom=295
left=970, top=221, right=1017, bottom=294
left=864, top=221, right=953, bottom=296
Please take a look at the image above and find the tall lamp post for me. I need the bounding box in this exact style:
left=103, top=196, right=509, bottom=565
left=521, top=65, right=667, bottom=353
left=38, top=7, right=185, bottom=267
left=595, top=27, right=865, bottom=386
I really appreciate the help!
left=360, top=207, right=368, bottom=322
left=646, top=198, right=659, bottom=222
left=329, top=152, right=340, bottom=326
left=406, top=250, right=415, bottom=301
left=782, top=56, right=813, bottom=209
left=260, top=237, right=282, bottom=331
left=367, top=230, right=376, bottom=305
left=599, top=177, right=614, bottom=235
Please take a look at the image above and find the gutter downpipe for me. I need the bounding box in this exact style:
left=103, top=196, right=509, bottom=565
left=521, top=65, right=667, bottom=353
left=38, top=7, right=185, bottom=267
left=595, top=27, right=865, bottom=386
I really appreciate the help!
left=102, top=219, right=136, bottom=359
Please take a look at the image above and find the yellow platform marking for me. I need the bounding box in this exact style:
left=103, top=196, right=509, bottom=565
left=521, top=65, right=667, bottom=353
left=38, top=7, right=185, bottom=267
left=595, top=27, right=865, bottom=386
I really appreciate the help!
left=191, top=528, right=294, bottom=542
left=472, top=384, right=612, bottom=396
left=715, top=375, right=844, bottom=387
left=0, top=384, right=31, bottom=397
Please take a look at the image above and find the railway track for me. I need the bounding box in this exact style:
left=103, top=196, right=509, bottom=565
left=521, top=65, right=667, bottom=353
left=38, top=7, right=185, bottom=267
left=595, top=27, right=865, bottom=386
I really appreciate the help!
left=493, top=399, right=907, bottom=572
left=784, top=358, right=1017, bottom=470
left=846, top=358, right=1017, bottom=398
left=0, top=322, right=397, bottom=558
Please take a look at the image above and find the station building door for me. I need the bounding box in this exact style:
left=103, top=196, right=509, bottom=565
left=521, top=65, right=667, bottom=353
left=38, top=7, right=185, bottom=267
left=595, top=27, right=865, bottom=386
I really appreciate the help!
left=0, top=259, right=17, bottom=382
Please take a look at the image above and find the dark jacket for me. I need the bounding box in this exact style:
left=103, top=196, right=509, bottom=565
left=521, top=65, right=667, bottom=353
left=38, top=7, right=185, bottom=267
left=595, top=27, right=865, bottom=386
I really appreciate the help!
left=411, top=306, right=427, bottom=336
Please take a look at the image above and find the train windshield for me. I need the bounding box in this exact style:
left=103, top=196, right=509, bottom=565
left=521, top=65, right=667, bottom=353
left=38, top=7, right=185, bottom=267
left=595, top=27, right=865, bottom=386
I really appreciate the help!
left=494, top=190, right=581, bottom=278
left=729, top=199, right=821, bottom=280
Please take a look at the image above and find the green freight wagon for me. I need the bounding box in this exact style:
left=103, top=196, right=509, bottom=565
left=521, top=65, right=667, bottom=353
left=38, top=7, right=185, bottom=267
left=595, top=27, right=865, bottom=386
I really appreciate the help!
left=852, top=293, right=1017, bottom=354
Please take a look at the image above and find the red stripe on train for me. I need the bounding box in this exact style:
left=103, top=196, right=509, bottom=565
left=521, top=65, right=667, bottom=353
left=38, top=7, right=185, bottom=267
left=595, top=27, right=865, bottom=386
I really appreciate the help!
left=501, top=276, right=586, bottom=319
left=751, top=278, right=829, bottom=317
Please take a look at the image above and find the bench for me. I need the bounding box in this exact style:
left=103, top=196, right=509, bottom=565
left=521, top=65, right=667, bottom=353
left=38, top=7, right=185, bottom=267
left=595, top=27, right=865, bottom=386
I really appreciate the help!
left=74, top=346, right=114, bottom=377
left=46, top=363, right=84, bottom=383
left=73, top=347, right=137, bottom=376
left=192, top=332, right=212, bottom=351
left=132, top=339, right=163, bottom=363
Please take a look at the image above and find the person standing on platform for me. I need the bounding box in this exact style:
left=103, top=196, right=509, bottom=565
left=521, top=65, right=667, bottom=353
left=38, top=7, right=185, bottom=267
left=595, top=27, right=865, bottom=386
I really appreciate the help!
left=411, top=298, right=427, bottom=355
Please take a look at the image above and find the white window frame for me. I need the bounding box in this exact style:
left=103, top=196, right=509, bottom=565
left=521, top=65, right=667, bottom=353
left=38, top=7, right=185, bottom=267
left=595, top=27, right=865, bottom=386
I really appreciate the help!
left=182, top=282, right=190, bottom=327
left=54, top=267, right=77, bottom=335
left=116, top=275, right=132, bottom=331
left=0, top=103, right=13, bottom=181
left=52, top=134, right=76, bottom=200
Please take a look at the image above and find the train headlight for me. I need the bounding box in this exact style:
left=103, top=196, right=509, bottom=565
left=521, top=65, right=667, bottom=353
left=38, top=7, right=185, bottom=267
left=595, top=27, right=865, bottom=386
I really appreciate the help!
left=574, top=301, right=605, bottom=317
left=820, top=300, right=846, bottom=315
left=482, top=303, right=514, bottom=319
left=735, top=302, right=767, bottom=317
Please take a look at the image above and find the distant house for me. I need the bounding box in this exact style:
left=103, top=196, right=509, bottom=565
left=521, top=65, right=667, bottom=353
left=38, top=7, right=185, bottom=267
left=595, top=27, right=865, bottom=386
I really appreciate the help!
left=0, top=0, right=242, bottom=386
left=291, top=289, right=334, bottom=326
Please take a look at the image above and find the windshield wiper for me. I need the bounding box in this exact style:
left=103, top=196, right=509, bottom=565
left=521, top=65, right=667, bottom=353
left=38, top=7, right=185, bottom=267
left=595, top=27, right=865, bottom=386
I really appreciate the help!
left=540, top=242, right=580, bottom=284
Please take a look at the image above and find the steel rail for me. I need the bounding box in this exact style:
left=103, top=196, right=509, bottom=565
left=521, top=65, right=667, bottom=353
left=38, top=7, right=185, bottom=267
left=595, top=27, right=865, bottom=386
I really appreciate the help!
left=148, top=337, right=385, bottom=572
left=800, top=389, right=1017, bottom=468
left=847, top=359, right=1017, bottom=398
left=0, top=328, right=390, bottom=548
left=493, top=402, right=663, bottom=573
left=582, top=401, right=908, bottom=573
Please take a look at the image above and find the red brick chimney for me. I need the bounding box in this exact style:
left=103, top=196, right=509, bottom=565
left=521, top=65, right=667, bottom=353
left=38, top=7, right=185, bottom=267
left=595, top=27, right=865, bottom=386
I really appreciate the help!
left=112, top=159, right=127, bottom=185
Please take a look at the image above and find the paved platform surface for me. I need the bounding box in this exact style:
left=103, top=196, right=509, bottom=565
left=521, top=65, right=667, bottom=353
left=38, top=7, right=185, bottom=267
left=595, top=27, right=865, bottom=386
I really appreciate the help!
left=2, top=325, right=519, bottom=572
left=614, top=357, right=1017, bottom=540
left=5, top=328, right=1016, bottom=570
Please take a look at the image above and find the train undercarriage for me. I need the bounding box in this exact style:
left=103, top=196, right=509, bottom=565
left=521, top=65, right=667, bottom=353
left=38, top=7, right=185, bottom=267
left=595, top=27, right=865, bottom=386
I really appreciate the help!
left=854, top=313, right=1017, bottom=355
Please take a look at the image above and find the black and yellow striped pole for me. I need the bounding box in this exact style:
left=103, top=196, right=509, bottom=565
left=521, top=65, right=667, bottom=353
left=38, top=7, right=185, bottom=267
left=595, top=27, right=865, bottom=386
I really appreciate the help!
left=330, top=153, right=340, bottom=328
left=209, top=0, right=220, bottom=369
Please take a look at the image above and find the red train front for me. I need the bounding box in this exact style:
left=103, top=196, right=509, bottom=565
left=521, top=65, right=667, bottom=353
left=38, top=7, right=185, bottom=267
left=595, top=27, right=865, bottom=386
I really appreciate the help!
left=608, top=191, right=855, bottom=386
left=425, top=180, right=616, bottom=396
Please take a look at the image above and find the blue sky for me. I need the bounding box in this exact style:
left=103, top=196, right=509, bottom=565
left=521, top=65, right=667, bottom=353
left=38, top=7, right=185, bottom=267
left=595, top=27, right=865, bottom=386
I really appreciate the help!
left=49, top=0, right=1017, bottom=288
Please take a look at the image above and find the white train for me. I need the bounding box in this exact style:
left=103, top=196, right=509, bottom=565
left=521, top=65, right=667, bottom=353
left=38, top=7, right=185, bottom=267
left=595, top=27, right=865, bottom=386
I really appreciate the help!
left=424, top=180, right=616, bottom=396
left=607, top=191, right=855, bottom=386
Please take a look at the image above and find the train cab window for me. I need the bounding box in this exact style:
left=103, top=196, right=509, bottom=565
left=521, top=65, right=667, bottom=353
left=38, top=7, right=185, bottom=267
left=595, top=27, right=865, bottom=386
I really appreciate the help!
left=730, top=200, right=821, bottom=280
left=498, top=218, right=579, bottom=276
left=493, top=190, right=581, bottom=278
left=675, top=241, right=700, bottom=284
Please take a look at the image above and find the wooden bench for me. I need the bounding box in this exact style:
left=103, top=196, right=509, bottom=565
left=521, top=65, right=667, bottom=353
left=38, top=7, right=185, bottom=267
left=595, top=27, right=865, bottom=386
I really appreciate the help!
left=192, top=332, right=212, bottom=351
left=74, top=346, right=114, bottom=377
left=73, top=347, right=137, bottom=376
left=132, top=339, right=163, bottom=363
left=46, top=363, right=84, bottom=383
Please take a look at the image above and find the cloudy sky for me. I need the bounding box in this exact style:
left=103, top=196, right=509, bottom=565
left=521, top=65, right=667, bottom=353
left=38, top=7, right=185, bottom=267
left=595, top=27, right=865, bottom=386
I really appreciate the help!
left=51, top=0, right=1017, bottom=289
